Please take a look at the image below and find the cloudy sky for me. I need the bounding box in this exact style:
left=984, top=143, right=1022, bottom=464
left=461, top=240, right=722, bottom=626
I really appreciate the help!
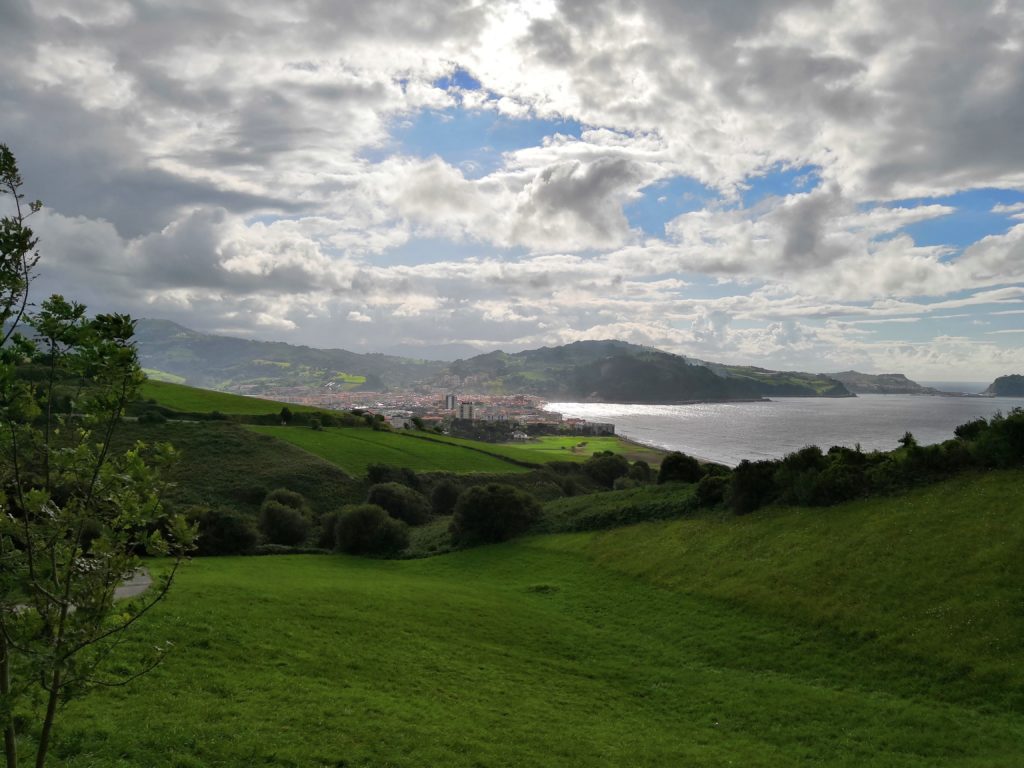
left=2, top=0, right=1024, bottom=379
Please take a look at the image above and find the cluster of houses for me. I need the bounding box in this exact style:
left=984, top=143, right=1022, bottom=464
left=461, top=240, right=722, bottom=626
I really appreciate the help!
left=379, top=394, right=615, bottom=439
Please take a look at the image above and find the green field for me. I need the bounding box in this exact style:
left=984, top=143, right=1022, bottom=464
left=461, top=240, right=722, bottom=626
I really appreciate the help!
left=248, top=425, right=531, bottom=475
left=46, top=469, right=1024, bottom=766
left=140, top=379, right=321, bottom=415
left=417, top=433, right=667, bottom=466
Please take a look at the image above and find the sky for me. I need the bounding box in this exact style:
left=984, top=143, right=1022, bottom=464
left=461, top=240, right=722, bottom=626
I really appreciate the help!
left=1, top=0, right=1023, bottom=380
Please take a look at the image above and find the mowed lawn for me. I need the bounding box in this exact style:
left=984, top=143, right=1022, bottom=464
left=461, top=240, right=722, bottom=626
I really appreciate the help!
left=247, top=425, right=529, bottom=475
left=140, top=380, right=321, bottom=415
left=420, top=434, right=667, bottom=466
left=55, top=470, right=1024, bottom=767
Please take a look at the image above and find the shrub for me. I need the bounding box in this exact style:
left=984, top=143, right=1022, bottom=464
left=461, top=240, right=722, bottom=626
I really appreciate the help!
left=317, top=511, right=340, bottom=549
left=612, top=476, right=638, bottom=491
left=259, top=499, right=311, bottom=546
left=450, top=484, right=541, bottom=545
left=430, top=479, right=461, bottom=516
left=694, top=474, right=729, bottom=508
left=657, top=451, right=704, bottom=484
left=335, top=504, right=409, bottom=556
left=137, top=409, right=167, bottom=424
left=366, top=463, right=421, bottom=490
left=367, top=482, right=432, bottom=526
left=188, top=506, right=260, bottom=555
left=628, top=460, right=651, bottom=483
left=727, top=459, right=778, bottom=515
left=583, top=451, right=630, bottom=488
left=264, top=488, right=308, bottom=512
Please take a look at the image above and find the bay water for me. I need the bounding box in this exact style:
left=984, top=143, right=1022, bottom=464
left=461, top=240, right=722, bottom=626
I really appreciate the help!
left=545, top=394, right=1024, bottom=466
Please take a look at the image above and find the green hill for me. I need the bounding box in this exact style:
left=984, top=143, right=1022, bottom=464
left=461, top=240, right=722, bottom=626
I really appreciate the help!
left=984, top=374, right=1024, bottom=396
left=135, top=318, right=445, bottom=392
left=139, top=379, right=322, bottom=415
left=56, top=470, right=1024, bottom=766
left=446, top=340, right=849, bottom=401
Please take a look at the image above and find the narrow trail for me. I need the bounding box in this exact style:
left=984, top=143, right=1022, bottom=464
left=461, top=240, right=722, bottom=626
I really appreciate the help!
left=114, top=568, right=152, bottom=600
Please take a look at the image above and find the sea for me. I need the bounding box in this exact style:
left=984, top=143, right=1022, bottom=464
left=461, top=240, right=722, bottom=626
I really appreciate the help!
left=545, top=392, right=1024, bottom=466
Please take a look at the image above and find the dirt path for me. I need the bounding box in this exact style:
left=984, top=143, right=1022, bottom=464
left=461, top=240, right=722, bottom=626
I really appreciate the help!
left=114, top=568, right=152, bottom=600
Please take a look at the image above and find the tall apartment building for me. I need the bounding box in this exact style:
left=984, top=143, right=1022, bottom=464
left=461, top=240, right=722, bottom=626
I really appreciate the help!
left=458, top=401, right=475, bottom=420
left=445, top=394, right=457, bottom=410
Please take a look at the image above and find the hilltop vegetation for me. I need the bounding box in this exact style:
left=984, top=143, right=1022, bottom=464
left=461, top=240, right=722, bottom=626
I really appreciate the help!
left=985, top=373, right=1024, bottom=396
left=445, top=340, right=850, bottom=401
left=134, top=318, right=445, bottom=392
left=824, top=370, right=941, bottom=395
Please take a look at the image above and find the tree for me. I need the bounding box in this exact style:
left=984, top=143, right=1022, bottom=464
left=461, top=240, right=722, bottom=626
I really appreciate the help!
left=279, top=406, right=293, bottom=425
left=0, top=145, right=195, bottom=767
left=366, top=482, right=432, bottom=526
left=657, top=451, right=704, bottom=484
left=334, top=503, right=409, bottom=556
left=259, top=499, right=310, bottom=546
left=449, top=484, right=540, bottom=545
left=582, top=451, right=630, bottom=488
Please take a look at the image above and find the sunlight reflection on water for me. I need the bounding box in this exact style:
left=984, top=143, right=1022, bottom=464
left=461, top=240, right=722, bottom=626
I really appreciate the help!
left=545, top=395, right=1024, bottom=466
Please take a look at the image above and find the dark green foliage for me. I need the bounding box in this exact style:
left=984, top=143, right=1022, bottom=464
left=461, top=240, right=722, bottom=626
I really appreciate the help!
left=259, top=499, right=311, bottom=546
left=188, top=507, right=260, bottom=556
left=583, top=451, right=630, bottom=488
left=335, top=503, right=409, bottom=556
left=728, top=460, right=778, bottom=515
left=264, top=487, right=307, bottom=512
left=450, top=484, right=541, bottom=544
left=367, top=482, right=432, bottom=526
left=279, top=406, right=293, bottom=424
left=309, top=417, right=322, bottom=431
left=430, top=479, right=461, bottom=516
left=537, top=483, right=697, bottom=533
left=137, top=408, right=167, bottom=424
left=694, top=474, right=729, bottom=508
left=366, top=462, right=421, bottom=489
left=628, top=459, right=651, bottom=483
left=657, top=451, right=704, bottom=484
left=955, top=418, right=987, bottom=442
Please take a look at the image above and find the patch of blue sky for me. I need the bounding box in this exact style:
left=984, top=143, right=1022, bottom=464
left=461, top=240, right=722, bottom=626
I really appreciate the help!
left=888, top=187, right=1024, bottom=251
left=625, top=176, right=716, bottom=237
left=739, top=163, right=822, bottom=207
left=373, top=106, right=582, bottom=179
left=432, top=68, right=482, bottom=91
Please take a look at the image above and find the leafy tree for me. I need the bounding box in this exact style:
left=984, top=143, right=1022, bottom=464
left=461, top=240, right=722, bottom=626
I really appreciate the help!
left=259, top=500, right=310, bottom=546
left=430, top=479, right=461, bottom=516
left=582, top=451, right=630, bottom=488
left=188, top=506, right=259, bottom=556
left=0, top=145, right=194, bottom=768
left=657, top=451, right=704, bottom=484
left=627, top=459, right=651, bottom=483
left=450, top=484, right=540, bottom=545
left=366, top=482, right=432, bottom=526
left=410, top=416, right=425, bottom=431
left=334, top=504, right=409, bottom=556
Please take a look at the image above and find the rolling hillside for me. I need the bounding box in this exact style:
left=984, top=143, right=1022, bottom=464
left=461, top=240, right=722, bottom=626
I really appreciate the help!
left=135, top=319, right=445, bottom=392
left=58, top=469, right=1024, bottom=766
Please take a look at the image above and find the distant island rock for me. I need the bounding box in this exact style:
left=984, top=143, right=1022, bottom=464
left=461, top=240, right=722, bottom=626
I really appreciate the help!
left=827, top=371, right=942, bottom=395
left=984, top=374, right=1024, bottom=396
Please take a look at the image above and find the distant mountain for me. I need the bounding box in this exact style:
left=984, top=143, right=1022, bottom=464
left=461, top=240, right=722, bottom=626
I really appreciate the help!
left=827, top=371, right=942, bottom=395
left=984, top=374, right=1024, bottom=397
left=133, top=319, right=446, bottom=393
left=443, top=340, right=850, bottom=402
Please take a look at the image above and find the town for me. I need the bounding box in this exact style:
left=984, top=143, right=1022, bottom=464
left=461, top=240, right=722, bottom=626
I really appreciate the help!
left=235, top=384, right=615, bottom=441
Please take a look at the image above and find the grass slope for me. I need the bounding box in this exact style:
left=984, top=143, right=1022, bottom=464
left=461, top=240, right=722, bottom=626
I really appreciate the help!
left=555, top=468, right=1024, bottom=701
left=247, top=425, right=530, bottom=475
left=53, top=470, right=1024, bottom=766
left=416, top=433, right=666, bottom=466
left=140, top=379, right=321, bottom=415
left=114, top=421, right=356, bottom=515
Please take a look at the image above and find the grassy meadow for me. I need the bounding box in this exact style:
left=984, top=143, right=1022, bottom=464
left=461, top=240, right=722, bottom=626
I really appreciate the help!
left=139, top=380, right=322, bottom=415
left=417, top=433, right=667, bottom=466
left=51, top=469, right=1024, bottom=767
left=247, top=425, right=531, bottom=475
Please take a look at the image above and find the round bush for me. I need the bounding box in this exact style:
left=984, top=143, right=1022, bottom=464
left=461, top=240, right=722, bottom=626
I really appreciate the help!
left=430, top=479, right=461, bottom=516
left=450, top=484, right=541, bottom=545
left=335, top=504, right=409, bottom=556
left=264, top=488, right=307, bottom=512
left=259, top=499, right=311, bottom=546
left=582, top=452, right=630, bottom=488
left=189, top=506, right=260, bottom=555
left=367, top=482, right=432, bottom=526
left=657, top=451, right=704, bottom=484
